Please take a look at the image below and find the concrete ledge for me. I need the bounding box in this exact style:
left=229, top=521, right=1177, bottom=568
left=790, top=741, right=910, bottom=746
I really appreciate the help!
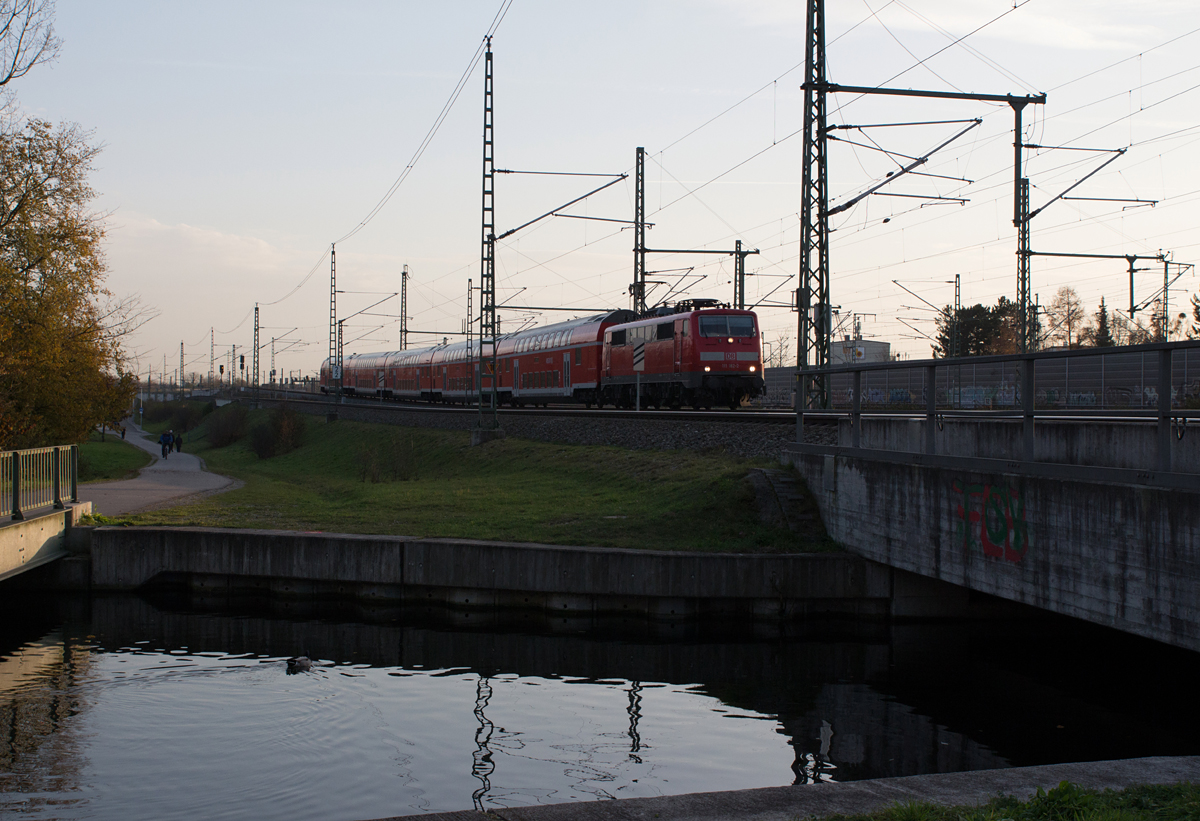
left=372, top=756, right=1200, bottom=821
left=88, top=527, right=905, bottom=621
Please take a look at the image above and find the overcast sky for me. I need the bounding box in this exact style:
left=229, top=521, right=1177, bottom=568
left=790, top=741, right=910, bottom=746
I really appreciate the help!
left=14, top=0, right=1200, bottom=379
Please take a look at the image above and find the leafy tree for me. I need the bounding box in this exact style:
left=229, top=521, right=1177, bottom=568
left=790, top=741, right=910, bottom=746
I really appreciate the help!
left=0, top=119, right=137, bottom=446
left=992, top=296, right=1023, bottom=354
left=932, top=303, right=1001, bottom=357
left=1190, top=293, right=1200, bottom=340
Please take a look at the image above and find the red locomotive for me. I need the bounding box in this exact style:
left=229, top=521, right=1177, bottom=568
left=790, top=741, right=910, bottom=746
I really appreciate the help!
left=320, top=300, right=764, bottom=410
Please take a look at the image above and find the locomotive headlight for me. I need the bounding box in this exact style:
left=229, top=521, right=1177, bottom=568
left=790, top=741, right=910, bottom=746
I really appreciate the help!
left=749, top=366, right=756, bottom=372
left=704, top=366, right=711, bottom=372
left=728, top=337, right=734, bottom=343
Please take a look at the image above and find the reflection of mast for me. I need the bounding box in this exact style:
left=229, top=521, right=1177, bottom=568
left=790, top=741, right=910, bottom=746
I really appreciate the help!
left=790, top=719, right=836, bottom=784
left=471, top=676, right=495, bottom=811
left=627, top=681, right=643, bottom=763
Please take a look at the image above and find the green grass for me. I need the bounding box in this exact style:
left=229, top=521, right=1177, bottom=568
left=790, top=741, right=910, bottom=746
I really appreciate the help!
left=821, top=782, right=1200, bottom=821
left=119, top=404, right=837, bottom=553
left=77, top=430, right=153, bottom=482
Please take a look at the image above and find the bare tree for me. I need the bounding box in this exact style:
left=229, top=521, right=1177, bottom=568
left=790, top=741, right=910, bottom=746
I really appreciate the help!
left=764, top=331, right=792, bottom=368
left=0, top=0, right=59, bottom=87
left=0, top=0, right=58, bottom=126
left=1111, top=310, right=1153, bottom=346
left=1046, top=285, right=1086, bottom=349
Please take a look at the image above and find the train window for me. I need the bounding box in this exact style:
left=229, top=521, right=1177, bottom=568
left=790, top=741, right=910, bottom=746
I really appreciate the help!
left=698, top=316, right=727, bottom=336
left=728, top=315, right=756, bottom=337
left=574, top=347, right=582, bottom=365
left=656, top=322, right=673, bottom=340
left=611, top=329, right=626, bottom=346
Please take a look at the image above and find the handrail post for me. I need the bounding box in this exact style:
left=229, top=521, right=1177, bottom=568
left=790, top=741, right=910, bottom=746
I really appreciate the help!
left=795, top=370, right=805, bottom=444
left=52, top=447, right=63, bottom=509
left=1158, top=348, right=1172, bottom=473
left=924, top=364, right=936, bottom=455
left=71, top=444, right=78, bottom=502
left=11, top=451, right=22, bottom=521
left=851, top=367, right=862, bottom=449
left=1021, top=357, right=1035, bottom=463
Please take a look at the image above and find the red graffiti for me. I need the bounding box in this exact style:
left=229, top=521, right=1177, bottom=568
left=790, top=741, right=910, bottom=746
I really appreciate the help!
left=953, top=479, right=1029, bottom=563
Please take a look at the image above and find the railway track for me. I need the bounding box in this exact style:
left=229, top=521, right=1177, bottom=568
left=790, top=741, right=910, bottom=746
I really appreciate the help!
left=257, top=390, right=828, bottom=426
left=254, top=390, right=1175, bottom=428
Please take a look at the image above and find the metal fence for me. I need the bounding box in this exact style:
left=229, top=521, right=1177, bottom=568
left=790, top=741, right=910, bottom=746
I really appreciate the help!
left=820, top=345, right=1200, bottom=413
left=795, top=340, right=1200, bottom=474
left=1, top=445, right=78, bottom=521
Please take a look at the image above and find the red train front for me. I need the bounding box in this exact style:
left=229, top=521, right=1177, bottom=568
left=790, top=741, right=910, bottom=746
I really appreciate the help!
left=601, top=300, right=763, bottom=410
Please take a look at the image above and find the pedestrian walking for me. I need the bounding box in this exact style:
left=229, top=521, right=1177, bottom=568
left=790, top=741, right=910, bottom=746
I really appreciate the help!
left=175, top=431, right=183, bottom=453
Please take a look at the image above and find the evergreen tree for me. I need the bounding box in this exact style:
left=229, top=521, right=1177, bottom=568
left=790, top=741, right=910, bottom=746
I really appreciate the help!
left=1093, top=297, right=1115, bottom=348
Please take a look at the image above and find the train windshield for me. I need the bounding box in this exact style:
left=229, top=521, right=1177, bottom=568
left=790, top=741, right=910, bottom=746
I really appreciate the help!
left=699, top=314, right=756, bottom=337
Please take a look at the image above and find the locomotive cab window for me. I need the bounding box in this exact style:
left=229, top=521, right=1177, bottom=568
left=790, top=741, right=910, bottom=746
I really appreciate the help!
left=698, top=315, right=757, bottom=337
left=610, top=329, right=626, bottom=346
left=728, top=315, right=755, bottom=337
left=656, top=322, right=673, bottom=341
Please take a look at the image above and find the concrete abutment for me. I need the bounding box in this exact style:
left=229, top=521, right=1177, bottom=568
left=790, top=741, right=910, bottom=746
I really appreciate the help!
left=782, top=444, right=1200, bottom=652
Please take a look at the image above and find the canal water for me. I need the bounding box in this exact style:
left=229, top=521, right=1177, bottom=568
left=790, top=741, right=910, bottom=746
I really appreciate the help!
left=1, top=593, right=1198, bottom=821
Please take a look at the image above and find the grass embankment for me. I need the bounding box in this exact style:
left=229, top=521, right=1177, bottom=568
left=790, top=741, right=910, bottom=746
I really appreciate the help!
left=836, top=782, right=1200, bottom=821
left=121, top=403, right=834, bottom=553
left=77, top=430, right=153, bottom=482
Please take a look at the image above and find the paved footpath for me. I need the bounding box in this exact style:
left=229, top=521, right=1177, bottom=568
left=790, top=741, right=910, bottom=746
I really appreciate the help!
left=372, top=756, right=1200, bottom=821
left=78, top=423, right=234, bottom=516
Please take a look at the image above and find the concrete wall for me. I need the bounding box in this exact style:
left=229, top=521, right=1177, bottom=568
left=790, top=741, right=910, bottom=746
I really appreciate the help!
left=89, top=527, right=900, bottom=621
left=782, top=445, right=1200, bottom=651
left=839, top=418, right=1200, bottom=472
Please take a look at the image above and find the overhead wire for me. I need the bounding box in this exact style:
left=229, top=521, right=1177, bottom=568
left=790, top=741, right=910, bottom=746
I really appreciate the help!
left=334, top=0, right=513, bottom=245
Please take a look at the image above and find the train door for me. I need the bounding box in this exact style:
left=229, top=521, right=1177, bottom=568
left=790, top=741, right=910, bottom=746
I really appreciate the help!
left=674, top=320, right=684, bottom=372
left=563, top=352, right=570, bottom=393
left=513, top=360, right=520, bottom=398
left=443, top=366, right=448, bottom=391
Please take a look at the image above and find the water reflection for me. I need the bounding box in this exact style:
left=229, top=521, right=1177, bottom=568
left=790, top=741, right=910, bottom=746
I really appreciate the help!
left=471, top=676, right=494, bottom=811
left=0, top=593, right=1197, bottom=821
left=627, top=682, right=642, bottom=763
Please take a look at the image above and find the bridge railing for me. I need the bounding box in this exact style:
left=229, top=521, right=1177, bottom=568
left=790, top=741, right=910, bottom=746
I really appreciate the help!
left=795, top=340, right=1200, bottom=478
left=1, top=445, right=79, bottom=521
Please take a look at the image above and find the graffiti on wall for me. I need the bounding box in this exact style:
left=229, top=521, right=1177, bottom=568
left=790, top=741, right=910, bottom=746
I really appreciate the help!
left=952, top=479, right=1029, bottom=563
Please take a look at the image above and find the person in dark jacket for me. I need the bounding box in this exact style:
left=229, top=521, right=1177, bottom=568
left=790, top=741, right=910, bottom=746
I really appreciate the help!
left=159, top=430, right=173, bottom=458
